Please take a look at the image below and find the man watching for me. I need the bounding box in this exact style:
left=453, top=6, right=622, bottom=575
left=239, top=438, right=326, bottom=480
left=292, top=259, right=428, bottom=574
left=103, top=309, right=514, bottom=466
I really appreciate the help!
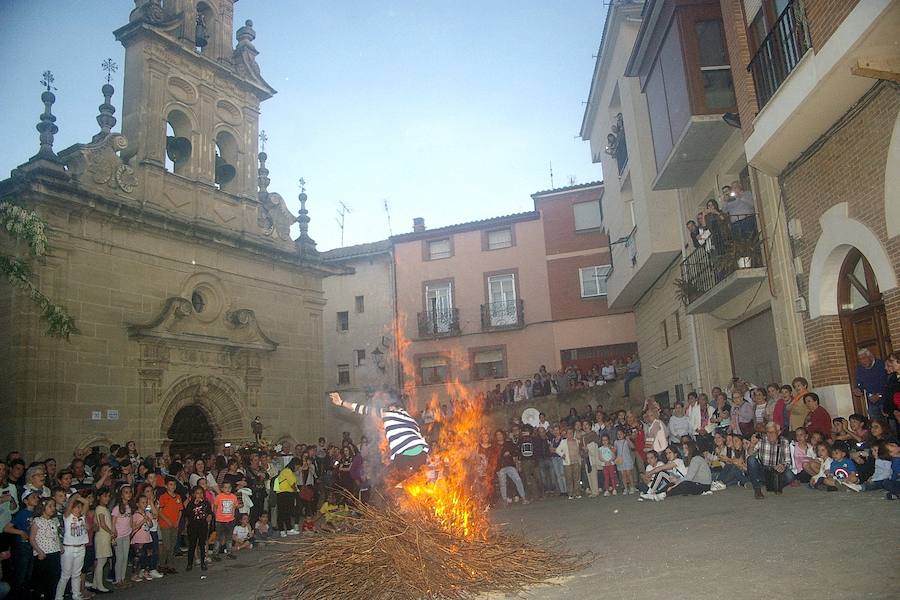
left=747, top=423, right=792, bottom=499
left=853, top=348, right=887, bottom=420
left=803, top=392, right=832, bottom=439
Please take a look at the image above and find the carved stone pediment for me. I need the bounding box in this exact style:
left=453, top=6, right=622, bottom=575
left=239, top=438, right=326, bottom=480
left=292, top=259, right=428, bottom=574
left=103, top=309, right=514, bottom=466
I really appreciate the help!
left=128, top=297, right=277, bottom=352
left=259, top=192, right=296, bottom=241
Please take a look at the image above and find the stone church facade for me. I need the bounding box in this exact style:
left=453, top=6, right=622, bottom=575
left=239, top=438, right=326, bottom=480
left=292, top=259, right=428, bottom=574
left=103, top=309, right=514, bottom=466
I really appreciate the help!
left=0, top=0, right=339, bottom=460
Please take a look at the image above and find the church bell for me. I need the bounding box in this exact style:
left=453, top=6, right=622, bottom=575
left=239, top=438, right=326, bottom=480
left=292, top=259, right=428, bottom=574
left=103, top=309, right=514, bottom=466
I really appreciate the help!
left=165, top=136, right=192, bottom=165
left=215, top=155, right=236, bottom=186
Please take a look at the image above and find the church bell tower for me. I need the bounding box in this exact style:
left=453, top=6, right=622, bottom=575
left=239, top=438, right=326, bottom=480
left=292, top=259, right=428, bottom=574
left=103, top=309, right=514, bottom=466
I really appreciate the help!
left=114, top=0, right=276, bottom=201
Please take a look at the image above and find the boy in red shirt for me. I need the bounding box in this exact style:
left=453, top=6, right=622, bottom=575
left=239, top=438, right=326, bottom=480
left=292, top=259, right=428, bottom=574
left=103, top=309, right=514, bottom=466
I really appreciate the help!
left=158, top=477, right=184, bottom=573
left=212, top=481, right=238, bottom=560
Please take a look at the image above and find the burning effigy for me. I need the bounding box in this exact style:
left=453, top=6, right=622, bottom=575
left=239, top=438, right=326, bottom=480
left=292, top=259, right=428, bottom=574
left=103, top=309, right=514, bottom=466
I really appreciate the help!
left=273, top=339, right=588, bottom=599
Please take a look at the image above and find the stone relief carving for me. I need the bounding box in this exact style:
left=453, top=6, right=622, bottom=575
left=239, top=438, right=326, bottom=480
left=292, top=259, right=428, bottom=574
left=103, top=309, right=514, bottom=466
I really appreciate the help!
left=261, top=192, right=295, bottom=241
left=167, top=76, right=199, bottom=104
left=215, top=99, right=242, bottom=125
left=62, top=133, right=140, bottom=195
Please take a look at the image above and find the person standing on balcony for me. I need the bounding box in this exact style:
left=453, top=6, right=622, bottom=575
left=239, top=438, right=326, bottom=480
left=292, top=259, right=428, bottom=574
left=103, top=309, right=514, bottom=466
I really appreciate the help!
left=723, top=182, right=757, bottom=241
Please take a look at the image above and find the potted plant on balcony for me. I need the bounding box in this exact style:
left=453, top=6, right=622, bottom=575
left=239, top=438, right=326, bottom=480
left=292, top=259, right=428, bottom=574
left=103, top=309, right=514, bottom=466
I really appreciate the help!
left=673, top=276, right=702, bottom=306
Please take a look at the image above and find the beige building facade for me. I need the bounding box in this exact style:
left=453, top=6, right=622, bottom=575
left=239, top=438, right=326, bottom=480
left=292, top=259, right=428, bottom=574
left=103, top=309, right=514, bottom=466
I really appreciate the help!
left=0, top=1, right=338, bottom=459
left=321, top=241, right=399, bottom=436
left=581, top=0, right=808, bottom=406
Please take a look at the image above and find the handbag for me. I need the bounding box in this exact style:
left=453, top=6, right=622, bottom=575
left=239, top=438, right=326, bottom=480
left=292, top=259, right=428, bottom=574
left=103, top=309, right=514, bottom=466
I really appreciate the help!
left=298, top=485, right=315, bottom=502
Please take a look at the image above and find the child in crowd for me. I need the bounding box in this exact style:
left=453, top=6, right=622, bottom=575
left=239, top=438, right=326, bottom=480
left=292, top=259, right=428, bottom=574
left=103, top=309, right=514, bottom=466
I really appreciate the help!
left=232, top=513, right=253, bottom=551
left=827, top=442, right=861, bottom=492
left=254, top=512, right=272, bottom=543
left=212, top=481, right=238, bottom=561
left=614, top=428, right=635, bottom=494
left=235, top=478, right=254, bottom=521
left=130, top=495, right=154, bottom=582
left=302, top=514, right=316, bottom=533
left=184, top=485, right=213, bottom=571
left=318, top=492, right=350, bottom=532
left=599, top=434, right=617, bottom=496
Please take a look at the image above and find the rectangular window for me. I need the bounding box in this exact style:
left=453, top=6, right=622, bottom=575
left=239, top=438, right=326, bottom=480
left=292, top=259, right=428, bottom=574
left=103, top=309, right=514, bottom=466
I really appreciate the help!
left=472, top=349, right=505, bottom=380
left=336, top=311, right=349, bottom=331
left=694, top=19, right=736, bottom=110
left=674, top=310, right=682, bottom=341
left=355, top=349, right=366, bottom=366
left=425, top=282, right=453, bottom=334
left=662, top=319, right=670, bottom=349
left=337, top=364, right=350, bottom=385
left=428, top=238, right=452, bottom=260
left=487, top=273, right=518, bottom=327
left=579, top=265, right=612, bottom=298
left=419, top=356, right=448, bottom=385
left=486, top=228, right=512, bottom=250
left=355, top=295, right=365, bottom=313
left=573, top=200, right=603, bottom=231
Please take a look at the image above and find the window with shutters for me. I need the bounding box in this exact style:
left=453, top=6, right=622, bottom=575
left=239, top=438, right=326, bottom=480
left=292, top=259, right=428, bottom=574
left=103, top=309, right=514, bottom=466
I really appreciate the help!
left=428, top=238, right=452, bottom=260
left=355, top=295, right=365, bottom=313
left=419, top=355, right=449, bottom=385
left=486, top=228, right=513, bottom=250
left=472, top=348, right=506, bottom=380
left=573, top=201, right=603, bottom=231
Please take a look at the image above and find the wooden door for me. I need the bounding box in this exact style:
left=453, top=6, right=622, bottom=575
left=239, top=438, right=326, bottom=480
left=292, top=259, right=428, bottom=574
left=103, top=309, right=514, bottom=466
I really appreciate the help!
left=838, top=249, right=893, bottom=414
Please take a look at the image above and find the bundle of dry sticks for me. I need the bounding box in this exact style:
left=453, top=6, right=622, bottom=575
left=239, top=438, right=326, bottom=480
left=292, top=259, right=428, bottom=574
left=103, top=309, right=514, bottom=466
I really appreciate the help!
left=271, top=500, right=589, bottom=600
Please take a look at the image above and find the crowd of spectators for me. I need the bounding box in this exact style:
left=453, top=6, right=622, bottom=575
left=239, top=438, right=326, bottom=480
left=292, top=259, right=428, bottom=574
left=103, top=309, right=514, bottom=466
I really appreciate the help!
left=477, top=351, right=899, bottom=505
left=483, top=355, right=641, bottom=408
left=0, top=435, right=371, bottom=599
left=2, top=350, right=896, bottom=599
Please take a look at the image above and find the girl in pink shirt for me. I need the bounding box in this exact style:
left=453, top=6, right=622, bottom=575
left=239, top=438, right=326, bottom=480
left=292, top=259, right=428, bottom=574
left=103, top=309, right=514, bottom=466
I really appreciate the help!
left=129, top=496, right=154, bottom=582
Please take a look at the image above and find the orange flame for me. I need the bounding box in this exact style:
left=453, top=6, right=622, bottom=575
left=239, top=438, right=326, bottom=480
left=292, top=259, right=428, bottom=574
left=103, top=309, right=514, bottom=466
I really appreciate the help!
left=392, top=317, right=490, bottom=539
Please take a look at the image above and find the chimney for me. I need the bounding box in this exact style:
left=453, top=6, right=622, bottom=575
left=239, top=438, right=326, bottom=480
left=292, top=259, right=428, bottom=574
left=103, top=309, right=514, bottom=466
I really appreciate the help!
left=413, top=217, right=426, bottom=232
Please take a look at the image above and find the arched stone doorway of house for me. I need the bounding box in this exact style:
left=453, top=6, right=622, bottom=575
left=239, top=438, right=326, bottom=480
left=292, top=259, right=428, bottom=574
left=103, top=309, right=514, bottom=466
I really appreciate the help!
left=167, top=405, right=216, bottom=457
left=160, top=375, right=247, bottom=454
left=838, top=249, right=893, bottom=414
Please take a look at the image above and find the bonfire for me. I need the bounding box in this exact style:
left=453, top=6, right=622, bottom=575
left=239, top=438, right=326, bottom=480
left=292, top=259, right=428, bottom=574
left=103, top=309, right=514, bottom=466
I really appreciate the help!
left=273, top=338, right=589, bottom=599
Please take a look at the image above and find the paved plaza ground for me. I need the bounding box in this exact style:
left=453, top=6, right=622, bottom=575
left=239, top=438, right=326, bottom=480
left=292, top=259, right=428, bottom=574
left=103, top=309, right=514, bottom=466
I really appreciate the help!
left=108, top=486, right=899, bottom=600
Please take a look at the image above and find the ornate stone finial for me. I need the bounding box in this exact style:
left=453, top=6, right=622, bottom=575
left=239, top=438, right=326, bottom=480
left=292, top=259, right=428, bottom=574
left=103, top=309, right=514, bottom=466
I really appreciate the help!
left=233, top=19, right=263, bottom=81
left=31, top=71, right=63, bottom=163
left=296, top=179, right=317, bottom=255
left=257, top=147, right=270, bottom=198
left=93, top=59, right=119, bottom=142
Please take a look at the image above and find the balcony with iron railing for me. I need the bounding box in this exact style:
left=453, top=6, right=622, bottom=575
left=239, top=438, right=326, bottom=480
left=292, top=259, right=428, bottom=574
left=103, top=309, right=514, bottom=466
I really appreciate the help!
left=747, top=0, right=811, bottom=110
left=480, top=299, right=524, bottom=331
left=416, top=308, right=460, bottom=339
left=677, top=213, right=767, bottom=314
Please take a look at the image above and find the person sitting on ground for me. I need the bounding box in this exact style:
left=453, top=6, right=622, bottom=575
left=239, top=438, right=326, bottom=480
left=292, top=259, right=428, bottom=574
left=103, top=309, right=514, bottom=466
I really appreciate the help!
left=254, top=512, right=272, bottom=543
left=636, top=450, right=671, bottom=496
left=789, top=427, right=816, bottom=485
left=639, top=447, right=686, bottom=501
left=747, top=423, right=792, bottom=500
left=657, top=441, right=713, bottom=499
left=827, top=441, right=862, bottom=492
left=317, top=492, right=350, bottom=532
left=231, top=513, right=253, bottom=551
left=803, top=392, right=832, bottom=439
left=808, top=442, right=833, bottom=490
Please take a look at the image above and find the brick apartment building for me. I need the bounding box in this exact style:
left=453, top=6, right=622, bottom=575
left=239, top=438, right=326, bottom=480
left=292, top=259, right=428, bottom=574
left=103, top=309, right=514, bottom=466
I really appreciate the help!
left=720, top=0, right=899, bottom=414
left=579, top=0, right=898, bottom=416
left=390, top=182, right=636, bottom=409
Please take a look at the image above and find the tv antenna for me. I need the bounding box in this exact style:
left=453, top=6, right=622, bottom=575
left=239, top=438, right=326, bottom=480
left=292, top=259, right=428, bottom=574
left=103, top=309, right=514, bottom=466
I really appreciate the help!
left=383, top=198, right=393, bottom=236
left=549, top=160, right=555, bottom=189
left=335, top=201, right=352, bottom=247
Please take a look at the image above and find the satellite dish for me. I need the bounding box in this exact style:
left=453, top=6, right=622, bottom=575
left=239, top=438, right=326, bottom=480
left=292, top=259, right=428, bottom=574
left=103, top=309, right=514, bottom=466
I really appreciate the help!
left=521, top=407, right=540, bottom=428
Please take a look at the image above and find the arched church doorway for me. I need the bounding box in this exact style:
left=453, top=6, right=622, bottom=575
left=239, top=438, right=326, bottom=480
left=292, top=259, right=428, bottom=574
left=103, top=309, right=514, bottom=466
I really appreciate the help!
left=838, top=248, right=893, bottom=414
left=167, top=405, right=215, bottom=457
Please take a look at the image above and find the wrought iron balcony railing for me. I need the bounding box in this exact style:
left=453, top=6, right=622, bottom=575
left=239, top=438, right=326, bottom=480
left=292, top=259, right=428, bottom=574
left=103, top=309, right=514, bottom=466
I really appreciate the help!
left=417, top=308, right=460, bottom=338
left=480, top=299, right=524, bottom=331
left=677, top=214, right=765, bottom=305
left=747, top=0, right=811, bottom=110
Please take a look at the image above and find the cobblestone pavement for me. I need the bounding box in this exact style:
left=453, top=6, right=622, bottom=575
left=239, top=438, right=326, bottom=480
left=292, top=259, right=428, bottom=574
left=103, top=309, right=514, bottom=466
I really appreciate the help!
left=106, top=486, right=899, bottom=600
